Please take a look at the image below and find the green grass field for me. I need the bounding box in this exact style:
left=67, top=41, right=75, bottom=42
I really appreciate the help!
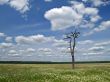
left=0, top=63, right=110, bottom=82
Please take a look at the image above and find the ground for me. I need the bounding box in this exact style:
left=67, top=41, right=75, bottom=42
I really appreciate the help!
left=0, top=63, right=110, bottom=82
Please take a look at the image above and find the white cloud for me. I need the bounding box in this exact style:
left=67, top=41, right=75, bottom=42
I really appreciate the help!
left=82, top=0, right=103, bottom=7
left=90, top=15, right=101, bottom=22
left=9, top=0, right=30, bottom=13
left=8, top=50, right=17, bottom=54
left=0, top=32, right=6, bottom=37
left=84, top=20, right=110, bottom=36
left=26, top=48, right=35, bottom=53
left=44, top=0, right=52, bottom=2
left=0, top=34, right=109, bottom=61
left=88, top=46, right=104, bottom=52
left=84, top=7, right=98, bottom=15
left=44, top=2, right=100, bottom=30
left=15, top=34, right=55, bottom=44
left=72, top=2, right=101, bottom=22
left=0, top=0, right=30, bottom=13
left=91, top=0, right=103, bottom=7
left=94, top=21, right=110, bottom=31
left=57, top=47, right=70, bottom=53
left=84, top=52, right=104, bottom=55
left=8, top=49, right=19, bottom=56
left=82, top=0, right=110, bottom=7
left=0, top=43, right=13, bottom=49
left=53, top=39, right=68, bottom=47
left=38, top=48, right=52, bottom=55
left=75, top=40, right=110, bottom=56
left=45, top=6, right=82, bottom=30
left=19, top=50, right=25, bottom=53
left=78, top=40, right=94, bottom=45
left=38, top=48, right=52, bottom=52
left=5, top=36, right=13, bottom=42
left=69, top=0, right=81, bottom=5
left=0, top=0, right=9, bottom=5
left=95, top=41, right=110, bottom=46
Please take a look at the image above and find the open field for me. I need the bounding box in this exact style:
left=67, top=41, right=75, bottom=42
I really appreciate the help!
left=0, top=63, right=110, bottom=82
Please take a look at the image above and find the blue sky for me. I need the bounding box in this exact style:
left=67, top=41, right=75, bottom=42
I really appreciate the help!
left=0, top=0, right=110, bottom=62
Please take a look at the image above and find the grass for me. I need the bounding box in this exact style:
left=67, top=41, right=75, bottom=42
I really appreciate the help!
left=0, top=63, right=110, bottom=82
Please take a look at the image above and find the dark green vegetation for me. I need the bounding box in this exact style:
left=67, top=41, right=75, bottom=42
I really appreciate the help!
left=0, top=63, right=110, bottom=82
left=0, top=61, right=110, bottom=64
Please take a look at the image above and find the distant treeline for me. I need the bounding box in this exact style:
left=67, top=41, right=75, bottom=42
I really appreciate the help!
left=0, top=61, right=110, bottom=64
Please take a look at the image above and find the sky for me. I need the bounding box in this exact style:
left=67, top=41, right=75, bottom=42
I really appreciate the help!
left=0, top=0, right=110, bottom=62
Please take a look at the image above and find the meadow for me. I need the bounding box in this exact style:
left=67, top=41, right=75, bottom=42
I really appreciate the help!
left=0, top=63, right=110, bottom=82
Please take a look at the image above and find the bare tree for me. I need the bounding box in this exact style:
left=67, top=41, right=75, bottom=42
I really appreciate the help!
left=64, top=30, right=80, bottom=69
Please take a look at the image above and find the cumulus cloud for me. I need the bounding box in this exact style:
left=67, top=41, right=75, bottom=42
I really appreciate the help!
left=44, top=0, right=52, bottom=2
left=8, top=49, right=19, bottom=56
left=38, top=48, right=52, bottom=55
left=82, top=0, right=110, bottom=7
left=9, top=0, right=30, bottom=13
left=88, top=46, right=104, bottom=52
left=53, top=39, right=68, bottom=47
left=0, top=0, right=30, bottom=13
left=38, top=48, right=52, bottom=52
left=94, top=21, right=110, bottom=31
left=0, top=43, right=13, bottom=49
left=57, top=47, right=70, bottom=53
left=8, top=50, right=17, bottom=54
left=26, top=48, right=35, bottom=53
left=83, top=52, right=104, bottom=55
left=44, top=2, right=100, bottom=30
left=15, top=34, right=55, bottom=44
left=78, top=40, right=94, bottom=45
left=5, top=36, right=13, bottom=42
left=0, top=35, right=109, bottom=61
left=0, top=32, right=6, bottom=37
left=0, top=0, right=9, bottom=5
left=75, top=39, right=110, bottom=56
left=72, top=2, right=101, bottom=23
left=73, top=2, right=98, bottom=15
left=45, top=6, right=81, bottom=30
left=95, top=41, right=110, bottom=46
left=84, top=20, right=110, bottom=36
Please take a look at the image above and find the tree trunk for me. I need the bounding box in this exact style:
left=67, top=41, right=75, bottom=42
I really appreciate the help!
left=71, top=38, right=75, bottom=69
left=72, top=55, right=75, bottom=69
